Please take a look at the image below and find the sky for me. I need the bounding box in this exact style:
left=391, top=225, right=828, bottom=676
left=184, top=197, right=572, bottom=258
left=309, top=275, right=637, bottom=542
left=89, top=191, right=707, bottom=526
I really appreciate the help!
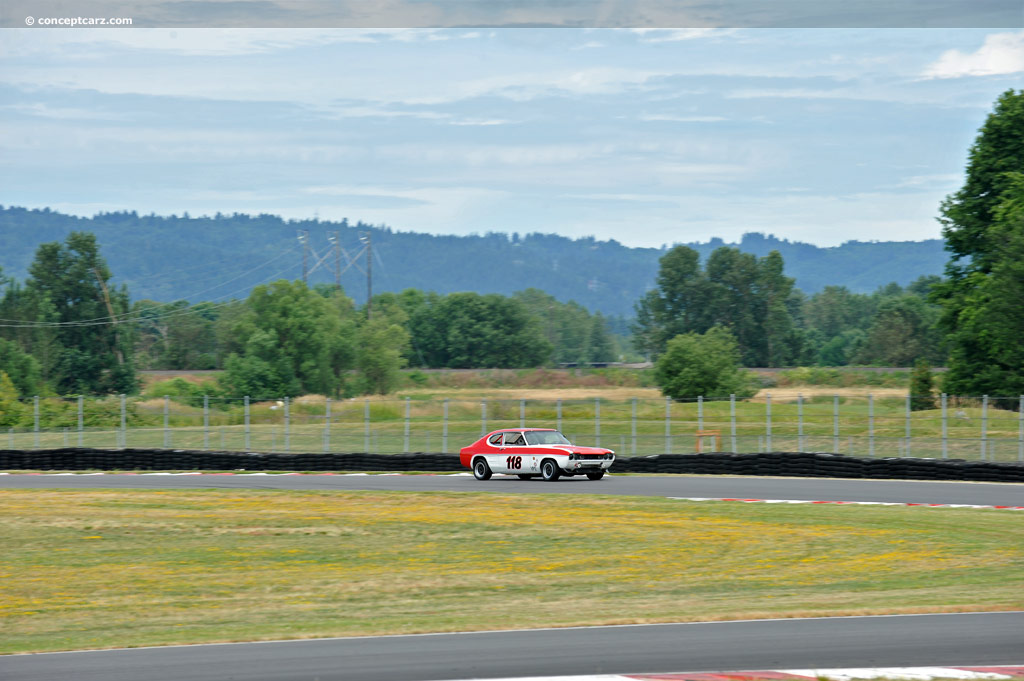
left=2, top=27, right=1023, bottom=247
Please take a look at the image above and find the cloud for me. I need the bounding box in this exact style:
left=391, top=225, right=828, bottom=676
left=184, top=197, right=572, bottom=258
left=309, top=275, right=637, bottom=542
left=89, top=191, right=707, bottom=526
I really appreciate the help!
left=630, top=29, right=733, bottom=42
left=923, top=31, right=1024, bottom=79
left=639, top=114, right=727, bottom=123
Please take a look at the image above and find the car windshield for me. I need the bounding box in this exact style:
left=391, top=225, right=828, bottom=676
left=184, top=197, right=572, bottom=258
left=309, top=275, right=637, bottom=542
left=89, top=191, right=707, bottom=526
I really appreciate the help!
left=524, top=431, right=571, bottom=445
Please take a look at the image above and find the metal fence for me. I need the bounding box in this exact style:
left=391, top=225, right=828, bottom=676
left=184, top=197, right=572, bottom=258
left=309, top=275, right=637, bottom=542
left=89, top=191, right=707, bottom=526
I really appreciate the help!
left=4, top=393, right=1024, bottom=463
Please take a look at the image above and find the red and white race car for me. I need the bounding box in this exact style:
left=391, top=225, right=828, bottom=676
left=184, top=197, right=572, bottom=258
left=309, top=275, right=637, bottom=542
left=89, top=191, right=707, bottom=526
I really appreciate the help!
left=459, top=428, right=615, bottom=481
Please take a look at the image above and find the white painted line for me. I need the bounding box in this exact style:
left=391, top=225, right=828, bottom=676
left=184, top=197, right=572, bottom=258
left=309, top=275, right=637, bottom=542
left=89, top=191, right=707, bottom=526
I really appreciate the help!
left=667, top=497, right=1024, bottom=511
left=781, top=668, right=1013, bottom=681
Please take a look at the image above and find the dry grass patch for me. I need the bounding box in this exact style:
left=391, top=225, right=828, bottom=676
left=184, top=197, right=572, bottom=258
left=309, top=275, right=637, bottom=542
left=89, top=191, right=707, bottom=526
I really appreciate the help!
left=1, top=490, right=1022, bottom=653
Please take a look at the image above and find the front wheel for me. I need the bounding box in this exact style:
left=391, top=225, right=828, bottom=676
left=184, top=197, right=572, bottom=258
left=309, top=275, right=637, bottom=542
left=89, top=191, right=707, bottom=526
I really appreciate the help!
left=540, top=459, right=561, bottom=482
left=586, top=470, right=605, bottom=481
left=473, top=458, right=492, bottom=481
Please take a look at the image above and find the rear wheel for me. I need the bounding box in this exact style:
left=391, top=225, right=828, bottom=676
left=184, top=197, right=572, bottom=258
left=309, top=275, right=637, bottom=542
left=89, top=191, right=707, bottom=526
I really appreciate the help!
left=586, top=470, right=605, bottom=481
left=473, top=458, right=492, bottom=481
left=540, top=459, right=561, bottom=482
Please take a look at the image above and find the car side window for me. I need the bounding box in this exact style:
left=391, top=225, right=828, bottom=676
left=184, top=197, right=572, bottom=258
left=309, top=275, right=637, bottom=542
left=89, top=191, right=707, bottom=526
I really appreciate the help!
left=504, top=432, right=525, bottom=446
left=488, top=433, right=503, bottom=445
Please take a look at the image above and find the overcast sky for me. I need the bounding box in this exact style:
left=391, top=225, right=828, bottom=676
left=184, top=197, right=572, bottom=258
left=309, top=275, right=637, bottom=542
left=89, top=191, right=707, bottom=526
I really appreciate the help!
left=2, top=28, right=1023, bottom=247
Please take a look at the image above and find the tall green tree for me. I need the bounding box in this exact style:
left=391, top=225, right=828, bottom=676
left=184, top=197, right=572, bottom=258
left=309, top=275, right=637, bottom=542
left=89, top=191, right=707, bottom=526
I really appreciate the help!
left=633, top=245, right=799, bottom=366
left=19, top=232, right=136, bottom=394
left=935, top=89, right=1024, bottom=398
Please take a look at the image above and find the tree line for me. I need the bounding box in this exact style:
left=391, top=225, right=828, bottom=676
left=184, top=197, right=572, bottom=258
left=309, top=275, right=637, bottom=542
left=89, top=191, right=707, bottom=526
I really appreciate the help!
left=0, top=239, right=621, bottom=398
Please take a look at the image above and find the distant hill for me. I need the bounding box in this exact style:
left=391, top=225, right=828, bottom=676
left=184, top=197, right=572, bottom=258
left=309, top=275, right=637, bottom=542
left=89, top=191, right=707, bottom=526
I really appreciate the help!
left=0, top=206, right=948, bottom=317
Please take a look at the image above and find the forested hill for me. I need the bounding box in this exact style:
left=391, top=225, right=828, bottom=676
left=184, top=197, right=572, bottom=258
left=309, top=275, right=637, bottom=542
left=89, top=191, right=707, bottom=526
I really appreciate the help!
left=0, top=206, right=946, bottom=316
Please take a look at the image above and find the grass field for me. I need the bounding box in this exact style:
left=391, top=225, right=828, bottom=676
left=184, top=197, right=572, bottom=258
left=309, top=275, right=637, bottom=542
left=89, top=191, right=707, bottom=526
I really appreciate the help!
left=1, top=489, right=1022, bottom=654
left=6, top=387, right=1023, bottom=462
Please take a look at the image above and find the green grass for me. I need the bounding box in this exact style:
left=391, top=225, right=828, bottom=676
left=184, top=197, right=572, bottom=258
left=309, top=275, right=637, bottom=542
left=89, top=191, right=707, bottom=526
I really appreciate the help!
left=1, top=489, right=1022, bottom=653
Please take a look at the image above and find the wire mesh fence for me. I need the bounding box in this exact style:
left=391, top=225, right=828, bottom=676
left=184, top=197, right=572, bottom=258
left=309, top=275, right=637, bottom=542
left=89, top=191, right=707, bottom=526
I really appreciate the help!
left=3, top=393, right=1024, bottom=462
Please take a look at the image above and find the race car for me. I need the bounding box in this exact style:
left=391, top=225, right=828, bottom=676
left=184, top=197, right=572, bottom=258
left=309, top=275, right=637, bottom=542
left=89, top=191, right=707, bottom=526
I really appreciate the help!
left=459, top=428, right=615, bottom=481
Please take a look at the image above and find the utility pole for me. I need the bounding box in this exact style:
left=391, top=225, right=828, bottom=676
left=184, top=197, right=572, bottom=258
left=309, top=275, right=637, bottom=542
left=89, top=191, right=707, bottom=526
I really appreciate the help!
left=360, top=231, right=372, bottom=318
left=298, top=230, right=309, bottom=284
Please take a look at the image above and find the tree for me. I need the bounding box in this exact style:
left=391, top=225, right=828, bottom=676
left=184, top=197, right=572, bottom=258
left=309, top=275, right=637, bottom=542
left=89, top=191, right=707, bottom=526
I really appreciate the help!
left=0, top=371, right=25, bottom=427
left=854, top=296, right=943, bottom=367
left=634, top=245, right=799, bottom=366
left=22, top=232, right=136, bottom=394
left=653, top=326, right=756, bottom=400
left=220, top=280, right=357, bottom=397
left=585, top=312, right=616, bottom=363
left=356, top=316, right=410, bottom=394
left=935, top=90, right=1024, bottom=398
left=0, top=337, right=42, bottom=396
left=407, top=292, right=552, bottom=368
left=910, top=359, right=935, bottom=411
left=633, top=246, right=708, bottom=357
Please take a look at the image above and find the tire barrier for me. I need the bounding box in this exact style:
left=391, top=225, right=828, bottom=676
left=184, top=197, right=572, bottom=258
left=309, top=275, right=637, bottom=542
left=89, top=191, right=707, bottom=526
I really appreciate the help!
left=1, top=448, right=1022, bottom=483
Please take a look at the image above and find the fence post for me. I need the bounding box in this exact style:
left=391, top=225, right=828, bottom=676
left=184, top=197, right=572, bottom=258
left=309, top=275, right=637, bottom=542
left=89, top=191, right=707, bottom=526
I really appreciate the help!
left=797, top=393, right=804, bottom=453
left=119, top=394, right=126, bottom=448
left=74, top=393, right=82, bottom=446
left=364, top=399, right=371, bottom=452
left=442, top=398, right=449, bottom=453
left=868, top=393, right=874, bottom=458
left=284, top=396, right=290, bottom=453
left=1018, top=395, right=1023, bottom=463
left=325, top=397, right=332, bottom=453
left=595, top=398, right=601, bottom=447
left=698, top=395, right=703, bottom=432
left=905, top=392, right=912, bottom=458
left=631, top=397, right=637, bottom=455
left=765, top=392, right=772, bottom=451
left=481, top=399, right=487, bottom=437
left=556, top=398, right=562, bottom=432
left=403, top=397, right=410, bottom=453
left=981, top=394, right=988, bottom=461
left=832, top=394, right=839, bottom=454
left=941, top=393, right=948, bottom=459
left=33, top=395, right=40, bottom=449
left=729, top=394, right=737, bottom=453
left=163, top=395, right=170, bottom=448
left=665, top=396, right=672, bottom=454
left=203, top=395, right=210, bottom=450
left=244, top=396, right=250, bottom=451
left=520, top=399, right=525, bottom=428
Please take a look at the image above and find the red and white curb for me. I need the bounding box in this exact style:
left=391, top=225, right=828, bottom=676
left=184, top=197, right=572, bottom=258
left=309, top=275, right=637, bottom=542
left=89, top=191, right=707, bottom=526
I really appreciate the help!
left=669, top=497, right=1024, bottom=511
left=437, top=666, right=1024, bottom=681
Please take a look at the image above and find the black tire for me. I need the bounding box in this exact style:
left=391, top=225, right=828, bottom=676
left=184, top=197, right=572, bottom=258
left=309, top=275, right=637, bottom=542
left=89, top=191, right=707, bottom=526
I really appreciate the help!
left=473, top=458, right=492, bottom=481
left=517, top=474, right=534, bottom=480
left=540, top=459, right=561, bottom=482
left=586, top=470, right=605, bottom=481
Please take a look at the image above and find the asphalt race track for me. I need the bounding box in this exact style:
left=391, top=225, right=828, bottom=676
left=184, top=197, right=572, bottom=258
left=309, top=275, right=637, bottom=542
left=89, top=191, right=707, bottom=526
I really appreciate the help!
left=1, top=472, right=1022, bottom=506
left=2, top=612, right=1023, bottom=681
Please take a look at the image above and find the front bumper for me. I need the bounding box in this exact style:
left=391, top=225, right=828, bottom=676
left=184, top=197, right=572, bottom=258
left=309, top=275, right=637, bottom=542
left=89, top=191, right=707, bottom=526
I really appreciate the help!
left=563, top=457, right=614, bottom=473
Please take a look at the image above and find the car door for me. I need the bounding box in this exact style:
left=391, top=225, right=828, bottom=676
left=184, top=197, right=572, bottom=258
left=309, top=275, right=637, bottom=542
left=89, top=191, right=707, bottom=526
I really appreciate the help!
left=500, top=431, right=527, bottom=474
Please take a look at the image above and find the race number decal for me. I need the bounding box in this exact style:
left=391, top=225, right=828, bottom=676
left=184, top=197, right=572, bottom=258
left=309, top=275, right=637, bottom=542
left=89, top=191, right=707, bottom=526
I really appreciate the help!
left=505, top=455, right=522, bottom=470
